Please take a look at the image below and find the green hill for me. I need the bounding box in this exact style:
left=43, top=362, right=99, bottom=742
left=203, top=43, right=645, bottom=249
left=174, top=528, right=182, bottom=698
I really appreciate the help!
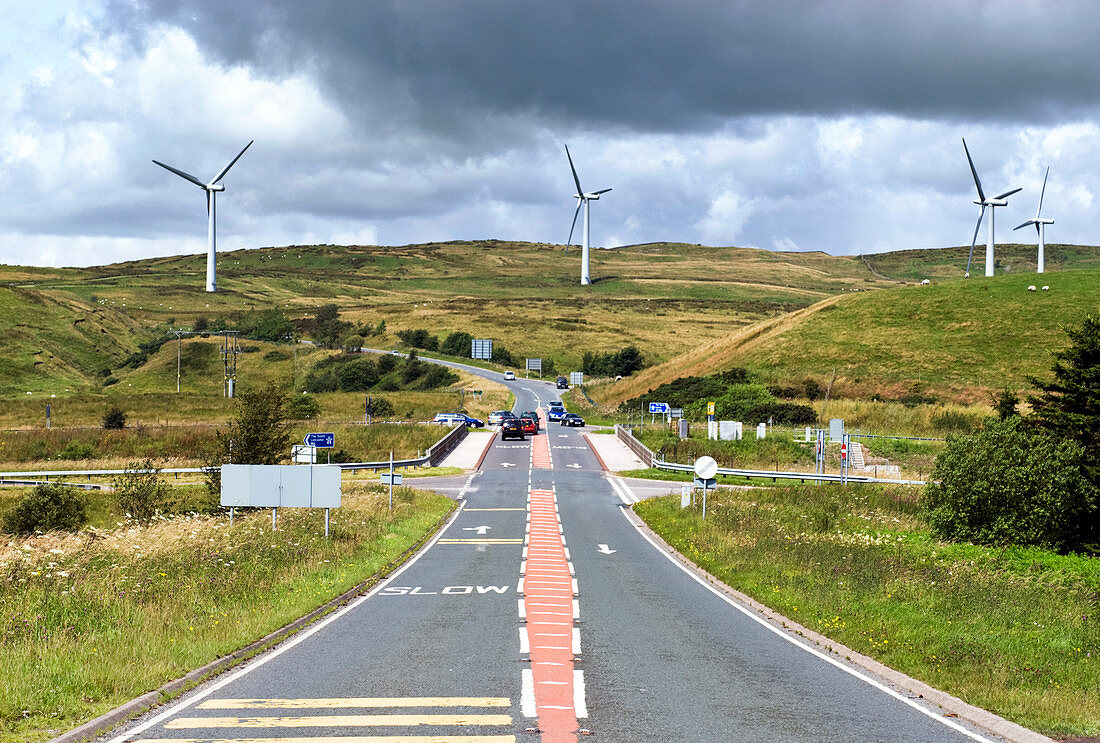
left=600, top=268, right=1100, bottom=406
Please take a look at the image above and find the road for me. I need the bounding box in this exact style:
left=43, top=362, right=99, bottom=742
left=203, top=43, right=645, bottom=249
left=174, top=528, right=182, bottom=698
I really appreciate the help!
left=104, top=369, right=1005, bottom=743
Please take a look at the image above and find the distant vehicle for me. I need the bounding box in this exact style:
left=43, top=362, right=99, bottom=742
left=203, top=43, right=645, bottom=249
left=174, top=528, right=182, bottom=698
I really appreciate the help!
left=522, top=411, right=540, bottom=431
left=432, top=413, right=466, bottom=425
left=462, top=415, right=485, bottom=428
left=390, top=350, right=401, bottom=356
left=519, top=417, right=538, bottom=434
left=504, top=371, right=516, bottom=380
left=547, top=407, right=566, bottom=422
left=556, top=376, right=568, bottom=389
left=500, top=419, right=525, bottom=440
left=547, top=401, right=564, bottom=410
left=560, top=413, right=586, bottom=427
left=488, top=410, right=510, bottom=425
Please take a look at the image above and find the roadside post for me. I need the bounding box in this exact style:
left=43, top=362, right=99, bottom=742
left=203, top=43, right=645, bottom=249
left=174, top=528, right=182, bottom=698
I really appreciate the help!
left=694, top=456, right=718, bottom=520
left=841, top=433, right=850, bottom=484
left=46, top=403, right=51, bottom=430
left=680, top=483, right=690, bottom=508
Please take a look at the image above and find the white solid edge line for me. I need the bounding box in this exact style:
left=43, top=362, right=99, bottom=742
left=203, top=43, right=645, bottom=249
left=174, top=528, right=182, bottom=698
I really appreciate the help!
left=104, top=500, right=469, bottom=743
left=521, top=669, right=536, bottom=718
left=611, top=479, right=995, bottom=743
left=574, top=669, right=588, bottom=718
left=518, top=598, right=526, bottom=620
left=571, top=627, right=581, bottom=655
left=519, top=625, right=531, bottom=654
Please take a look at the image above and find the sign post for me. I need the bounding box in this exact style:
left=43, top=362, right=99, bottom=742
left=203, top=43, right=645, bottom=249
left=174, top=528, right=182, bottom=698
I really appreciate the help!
left=304, top=432, right=335, bottom=464
left=693, top=456, right=718, bottom=520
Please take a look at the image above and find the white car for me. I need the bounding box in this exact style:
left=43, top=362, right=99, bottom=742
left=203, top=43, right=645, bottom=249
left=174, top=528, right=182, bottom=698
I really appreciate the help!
left=503, top=371, right=515, bottom=380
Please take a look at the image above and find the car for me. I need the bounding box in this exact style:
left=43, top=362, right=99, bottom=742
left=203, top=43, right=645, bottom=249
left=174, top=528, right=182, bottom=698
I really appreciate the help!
left=462, top=415, right=485, bottom=428
left=560, top=413, right=586, bottom=427
left=503, top=371, right=516, bottom=380
left=522, top=411, right=540, bottom=431
left=500, top=419, right=525, bottom=440
left=556, top=376, right=569, bottom=389
left=432, top=413, right=466, bottom=425
left=487, top=410, right=510, bottom=425
left=519, top=417, right=538, bottom=434
left=547, top=407, right=566, bottom=422
left=389, top=350, right=401, bottom=356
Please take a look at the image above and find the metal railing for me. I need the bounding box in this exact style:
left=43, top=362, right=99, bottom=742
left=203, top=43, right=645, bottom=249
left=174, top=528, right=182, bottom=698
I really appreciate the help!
left=614, top=424, right=926, bottom=486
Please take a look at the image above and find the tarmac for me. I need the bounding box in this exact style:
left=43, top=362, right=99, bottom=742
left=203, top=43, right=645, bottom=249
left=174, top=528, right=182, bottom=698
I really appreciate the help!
left=438, top=429, right=646, bottom=472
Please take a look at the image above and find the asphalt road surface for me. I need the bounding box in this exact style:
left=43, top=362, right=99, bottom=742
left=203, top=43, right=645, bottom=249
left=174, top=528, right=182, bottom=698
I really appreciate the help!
left=105, top=370, right=1007, bottom=743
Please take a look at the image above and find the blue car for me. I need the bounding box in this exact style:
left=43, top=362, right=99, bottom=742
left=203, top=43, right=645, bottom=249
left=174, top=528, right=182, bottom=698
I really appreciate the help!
left=462, top=415, right=485, bottom=428
left=547, top=408, right=566, bottom=422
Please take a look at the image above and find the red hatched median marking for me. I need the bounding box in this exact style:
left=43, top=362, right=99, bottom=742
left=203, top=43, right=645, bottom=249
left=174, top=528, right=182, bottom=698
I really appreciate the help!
left=523, top=488, right=579, bottom=743
left=531, top=409, right=552, bottom=469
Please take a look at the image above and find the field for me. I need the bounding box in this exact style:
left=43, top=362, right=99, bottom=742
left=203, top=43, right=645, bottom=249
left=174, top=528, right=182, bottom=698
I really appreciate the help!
left=635, top=485, right=1100, bottom=738
left=0, top=481, right=454, bottom=743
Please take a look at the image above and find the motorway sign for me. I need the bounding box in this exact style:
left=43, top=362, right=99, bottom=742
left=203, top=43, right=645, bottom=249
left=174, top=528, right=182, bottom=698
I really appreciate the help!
left=471, top=338, right=493, bottom=360
left=304, top=432, right=335, bottom=448
left=670, top=408, right=684, bottom=418
left=570, top=371, right=584, bottom=385
left=648, top=402, right=670, bottom=414
left=526, top=358, right=542, bottom=372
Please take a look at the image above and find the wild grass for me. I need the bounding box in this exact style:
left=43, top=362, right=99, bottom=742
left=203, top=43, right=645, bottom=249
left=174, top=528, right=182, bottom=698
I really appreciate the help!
left=635, top=485, right=1100, bottom=737
left=0, top=480, right=453, bottom=743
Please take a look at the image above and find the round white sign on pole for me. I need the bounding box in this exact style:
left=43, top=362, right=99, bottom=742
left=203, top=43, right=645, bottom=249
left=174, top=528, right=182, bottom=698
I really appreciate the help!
left=694, top=456, right=718, bottom=480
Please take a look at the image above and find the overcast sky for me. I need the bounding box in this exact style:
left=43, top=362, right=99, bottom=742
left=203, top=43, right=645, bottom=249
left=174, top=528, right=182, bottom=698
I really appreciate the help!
left=4, top=0, right=1100, bottom=268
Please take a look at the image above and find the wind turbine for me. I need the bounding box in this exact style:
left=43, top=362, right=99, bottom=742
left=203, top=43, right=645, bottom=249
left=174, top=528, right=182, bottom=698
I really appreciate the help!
left=565, top=145, right=611, bottom=286
left=1014, top=166, right=1054, bottom=274
left=153, top=140, right=253, bottom=292
left=962, top=138, right=1021, bottom=278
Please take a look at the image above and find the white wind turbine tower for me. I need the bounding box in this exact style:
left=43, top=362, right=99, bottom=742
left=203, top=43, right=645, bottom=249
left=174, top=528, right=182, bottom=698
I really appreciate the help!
left=963, top=138, right=1021, bottom=278
left=153, top=140, right=253, bottom=292
left=565, top=145, right=611, bottom=286
left=1014, top=166, right=1054, bottom=274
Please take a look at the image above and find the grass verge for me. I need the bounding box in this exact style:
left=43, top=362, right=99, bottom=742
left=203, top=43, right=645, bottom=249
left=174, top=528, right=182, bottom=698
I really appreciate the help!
left=0, top=482, right=453, bottom=743
left=634, top=485, right=1100, bottom=738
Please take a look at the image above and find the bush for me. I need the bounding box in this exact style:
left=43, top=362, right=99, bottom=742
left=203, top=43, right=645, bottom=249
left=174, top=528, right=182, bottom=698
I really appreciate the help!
left=114, top=459, right=170, bottom=523
left=582, top=346, right=645, bottom=378
left=287, top=394, right=322, bottom=420
left=103, top=376, right=119, bottom=387
left=922, top=417, right=1100, bottom=552
left=56, top=440, right=96, bottom=460
left=263, top=349, right=291, bottom=362
left=102, top=406, right=126, bottom=429
left=368, top=396, right=394, bottom=418
left=1, top=484, right=88, bottom=535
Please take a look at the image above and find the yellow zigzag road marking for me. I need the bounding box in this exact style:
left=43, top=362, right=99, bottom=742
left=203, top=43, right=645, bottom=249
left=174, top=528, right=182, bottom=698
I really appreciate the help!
left=165, top=715, right=513, bottom=729
left=199, top=698, right=511, bottom=710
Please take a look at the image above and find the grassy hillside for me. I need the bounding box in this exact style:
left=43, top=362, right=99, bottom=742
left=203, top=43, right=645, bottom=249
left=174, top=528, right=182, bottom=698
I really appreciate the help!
left=597, top=268, right=1100, bottom=406
left=862, top=242, right=1100, bottom=281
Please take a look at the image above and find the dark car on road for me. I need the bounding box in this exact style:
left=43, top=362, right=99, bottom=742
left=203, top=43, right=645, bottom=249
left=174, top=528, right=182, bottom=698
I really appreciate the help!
left=556, top=376, right=569, bottom=389
left=462, top=415, right=485, bottom=428
left=501, top=418, right=525, bottom=440
left=560, top=413, right=585, bottom=427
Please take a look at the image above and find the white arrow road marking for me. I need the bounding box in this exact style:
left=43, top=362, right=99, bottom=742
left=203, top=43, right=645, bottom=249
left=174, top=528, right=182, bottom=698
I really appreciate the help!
left=463, top=526, right=492, bottom=535
left=557, top=434, right=569, bottom=438
left=501, top=462, right=516, bottom=467
left=567, top=463, right=582, bottom=469
left=597, top=544, right=616, bottom=554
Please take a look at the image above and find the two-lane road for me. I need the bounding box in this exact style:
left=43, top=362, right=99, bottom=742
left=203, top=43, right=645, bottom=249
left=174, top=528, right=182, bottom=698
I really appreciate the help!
left=105, top=372, right=1007, bottom=743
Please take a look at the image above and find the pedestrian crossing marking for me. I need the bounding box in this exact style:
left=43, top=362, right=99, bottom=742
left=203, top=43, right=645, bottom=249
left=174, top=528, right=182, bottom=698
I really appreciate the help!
left=199, top=698, right=511, bottom=710
left=164, top=714, right=513, bottom=729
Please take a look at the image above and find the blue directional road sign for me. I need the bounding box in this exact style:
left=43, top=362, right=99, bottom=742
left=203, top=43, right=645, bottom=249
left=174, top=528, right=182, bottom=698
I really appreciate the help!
left=304, top=432, right=335, bottom=448
left=648, top=402, right=670, bottom=414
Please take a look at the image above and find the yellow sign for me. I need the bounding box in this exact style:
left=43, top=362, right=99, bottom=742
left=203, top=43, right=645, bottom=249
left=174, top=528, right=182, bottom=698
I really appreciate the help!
left=707, top=402, right=716, bottom=415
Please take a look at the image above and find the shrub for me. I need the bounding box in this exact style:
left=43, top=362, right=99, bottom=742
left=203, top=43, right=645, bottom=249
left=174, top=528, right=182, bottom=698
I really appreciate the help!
left=56, top=440, right=96, bottom=460
left=922, top=417, right=1100, bottom=552
left=582, top=346, right=645, bottom=378
left=287, top=394, right=322, bottom=420
left=369, top=396, right=394, bottom=418
left=1, top=484, right=88, bottom=535
left=114, top=459, right=171, bottom=523
left=263, top=349, right=291, bottom=362
left=440, top=331, right=474, bottom=357
left=102, top=406, right=126, bottom=429
left=103, top=376, right=119, bottom=387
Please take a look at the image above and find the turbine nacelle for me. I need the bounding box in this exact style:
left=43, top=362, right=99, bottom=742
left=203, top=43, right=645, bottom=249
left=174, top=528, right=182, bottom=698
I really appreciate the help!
left=207, top=183, right=226, bottom=192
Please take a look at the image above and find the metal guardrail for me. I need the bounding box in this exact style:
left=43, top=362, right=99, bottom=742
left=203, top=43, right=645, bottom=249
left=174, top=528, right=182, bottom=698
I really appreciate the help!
left=0, top=425, right=469, bottom=481
left=614, top=424, right=926, bottom=486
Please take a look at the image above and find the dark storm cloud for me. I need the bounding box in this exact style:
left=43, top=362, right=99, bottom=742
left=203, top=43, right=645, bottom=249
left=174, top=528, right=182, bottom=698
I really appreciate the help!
left=102, top=0, right=1100, bottom=136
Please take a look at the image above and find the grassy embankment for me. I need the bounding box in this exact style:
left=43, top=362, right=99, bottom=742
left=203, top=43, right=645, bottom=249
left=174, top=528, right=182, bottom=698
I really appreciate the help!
left=0, top=482, right=454, bottom=743
left=635, top=486, right=1100, bottom=738
left=596, top=267, right=1100, bottom=408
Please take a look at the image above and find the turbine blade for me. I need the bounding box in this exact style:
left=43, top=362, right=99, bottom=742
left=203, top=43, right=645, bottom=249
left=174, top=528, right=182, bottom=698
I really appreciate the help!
left=211, top=140, right=254, bottom=184
left=565, top=144, right=583, bottom=196
left=962, top=138, right=985, bottom=202
left=590, top=188, right=612, bottom=196
left=993, top=187, right=1021, bottom=200
left=1013, top=220, right=1034, bottom=231
left=1037, top=166, right=1049, bottom=218
left=153, top=160, right=207, bottom=189
left=567, top=199, right=582, bottom=247
left=966, top=205, right=985, bottom=276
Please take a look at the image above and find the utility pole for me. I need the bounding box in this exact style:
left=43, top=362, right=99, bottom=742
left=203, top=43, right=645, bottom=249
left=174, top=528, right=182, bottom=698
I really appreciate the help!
left=221, top=330, right=241, bottom=397
left=171, top=329, right=194, bottom=393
